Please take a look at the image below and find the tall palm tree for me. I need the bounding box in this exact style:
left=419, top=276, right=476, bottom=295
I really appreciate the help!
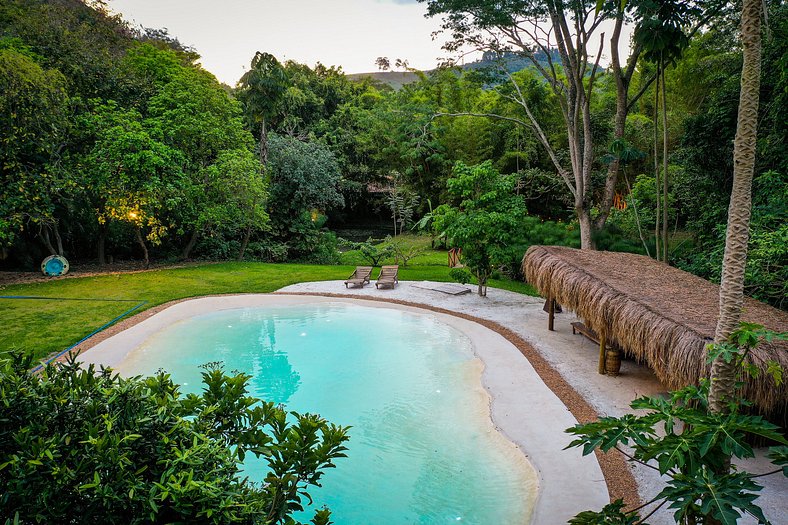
left=707, top=0, right=762, bottom=413
left=236, top=52, right=287, bottom=167
left=235, top=52, right=287, bottom=260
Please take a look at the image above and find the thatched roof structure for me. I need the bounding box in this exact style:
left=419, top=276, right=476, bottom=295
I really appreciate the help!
left=523, top=246, right=788, bottom=418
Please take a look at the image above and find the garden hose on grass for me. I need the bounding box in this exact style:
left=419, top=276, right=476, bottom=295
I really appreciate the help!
left=0, top=295, right=147, bottom=371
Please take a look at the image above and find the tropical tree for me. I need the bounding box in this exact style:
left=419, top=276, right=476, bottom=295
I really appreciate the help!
left=386, top=181, right=420, bottom=236
left=633, top=0, right=696, bottom=262
left=146, top=67, right=260, bottom=259
left=566, top=3, right=785, bottom=523
left=202, top=149, right=270, bottom=261
left=707, top=0, right=763, bottom=413
left=0, top=46, right=69, bottom=252
left=265, top=134, right=344, bottom=260
left=422, top=0, right=642, bottom=249
left=566, top=326, right=788, bottom=524
left=84, top=113, right=184, bottom=268
left=421, top=0, right=727, bottom=249
left=433, top=161, right=527, bottom=296
left=236, top=52, right=288, bottom=166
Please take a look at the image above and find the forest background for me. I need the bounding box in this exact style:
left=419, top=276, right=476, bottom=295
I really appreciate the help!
left=1, top=0, right=785, bottom=309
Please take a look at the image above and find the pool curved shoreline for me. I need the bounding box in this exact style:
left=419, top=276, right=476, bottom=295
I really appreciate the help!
left=76, top=293, right=612, bottom=523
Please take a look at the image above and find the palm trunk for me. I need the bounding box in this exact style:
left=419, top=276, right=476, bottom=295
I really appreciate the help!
left=708, top=0, right=762, bottom=414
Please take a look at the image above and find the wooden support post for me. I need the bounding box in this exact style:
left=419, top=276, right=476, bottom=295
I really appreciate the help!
left=548, top=296, right=555, bottom=331
left=598, top=330, right=607, bottom=375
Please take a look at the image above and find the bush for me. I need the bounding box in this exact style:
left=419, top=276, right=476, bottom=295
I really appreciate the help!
left=389, top=238, right=426, bottom=266
left=567, top=325, right=788, bottom=524
left=592, top=222, right=650, bottom=255
left=245, top=239, right=289, bottom=262
left=0, top=352, right=349, bottom=524
left=283, top=213, right=340, bottom=264
left=303, top=230, right=341, bottom=265
left=522, top=216, right=581, bottom=249
left=193, top=234, right=240, bottom=260
left=449, top=267, right=472, bottom=284
left=343, top=236, right=395, bottom=267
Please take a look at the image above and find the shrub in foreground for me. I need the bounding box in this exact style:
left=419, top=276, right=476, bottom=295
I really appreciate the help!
left=567, top=324, right=788, bottom=524
left=0, top=352, right=349, bottom=524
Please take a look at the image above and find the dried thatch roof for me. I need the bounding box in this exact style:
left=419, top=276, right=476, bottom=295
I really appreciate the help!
left=523, top=245, right=788, bottom=418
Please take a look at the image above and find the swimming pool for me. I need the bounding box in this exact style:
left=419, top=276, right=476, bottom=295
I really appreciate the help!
left=112, top=301, right=537, bottom=524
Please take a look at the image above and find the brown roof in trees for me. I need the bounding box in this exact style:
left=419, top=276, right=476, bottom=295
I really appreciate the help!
left=522, top=245, right=788, bottom=417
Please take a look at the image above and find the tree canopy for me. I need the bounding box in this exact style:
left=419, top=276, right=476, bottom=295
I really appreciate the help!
left=0, top=0, right=784, bottom=309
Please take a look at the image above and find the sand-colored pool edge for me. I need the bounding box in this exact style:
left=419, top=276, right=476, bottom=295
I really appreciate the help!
left=73, top=292, right=632, bottom=523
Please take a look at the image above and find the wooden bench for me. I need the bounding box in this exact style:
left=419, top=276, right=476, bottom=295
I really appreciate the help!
left=571, top=321, right=600, bottom=343
left=571, top=321, right=621, bottom=375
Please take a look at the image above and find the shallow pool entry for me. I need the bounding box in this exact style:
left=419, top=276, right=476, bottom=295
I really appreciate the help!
left=116, top=303, right=536, bottom=524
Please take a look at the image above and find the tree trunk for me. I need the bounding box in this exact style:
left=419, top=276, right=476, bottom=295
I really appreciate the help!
left=593, top=14, right=641, bottom=233
left=577, top=205, right=595, bottom=250
left=708, top=0, right=762, bottom=414
left=238, top=226, right=252, bottom=261
left=623, top=170, right=651, bottom=258
left=661, top=70, right=669, bottom=263
left=654, top=68, right=661, bottom=261
left=477, top=272, right=488, bottom=297
left=238, top=194, right=260, bottom=261
left=97, top=222, right=107, bottom=265
left=259, top=117, right=268, bottom=166
left=51, top=221, right=64, bottom=256
left=182, top=229, right=200, bottom=261
left=40, top=225, right=58, bottom=256
left=134, top=226, right=150, bottom=269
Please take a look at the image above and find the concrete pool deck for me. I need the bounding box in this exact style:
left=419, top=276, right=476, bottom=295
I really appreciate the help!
left=74, top=281, right=788, bottom=524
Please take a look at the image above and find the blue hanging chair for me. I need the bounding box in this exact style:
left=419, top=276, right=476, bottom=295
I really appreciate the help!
left=41, top=255, right=69, bottom=276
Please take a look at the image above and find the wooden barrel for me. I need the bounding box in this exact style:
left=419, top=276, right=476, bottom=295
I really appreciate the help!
left=605, top=350, right=621, bottom=376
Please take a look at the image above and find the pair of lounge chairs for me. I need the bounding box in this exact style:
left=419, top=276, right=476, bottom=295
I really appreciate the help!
left=344, top=265, right=399, bottom=289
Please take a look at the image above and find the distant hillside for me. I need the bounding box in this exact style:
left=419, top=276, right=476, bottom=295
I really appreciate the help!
left=350, top=49, right=588, bottom=90
left=347, top=71, right=421, bottom=90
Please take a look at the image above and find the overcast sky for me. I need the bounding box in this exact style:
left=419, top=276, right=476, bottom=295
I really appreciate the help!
left=108, top=0, right=455, bottom=85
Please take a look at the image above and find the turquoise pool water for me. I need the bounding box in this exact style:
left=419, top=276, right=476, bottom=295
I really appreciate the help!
left=116, top=302, right=535, bottom=524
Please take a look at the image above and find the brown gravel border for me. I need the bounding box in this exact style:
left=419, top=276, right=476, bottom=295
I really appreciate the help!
left=64, top=290, right=640, bottom=508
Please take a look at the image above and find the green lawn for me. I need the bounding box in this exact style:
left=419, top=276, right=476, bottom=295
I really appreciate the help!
left=1, top=247, right=537, bottom=361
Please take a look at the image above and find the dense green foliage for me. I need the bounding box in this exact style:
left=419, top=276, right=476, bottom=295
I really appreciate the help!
left=433, top=161, right=579, bottom=295
left=265, top=134, right=344, bottom=263
left=434, top=162, right=529, bottom=296
left=0, top=1, right=266, bottom=267
left=0, top=351, right=349, bottom=524
left=0, top=0, right=784, bottom=308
